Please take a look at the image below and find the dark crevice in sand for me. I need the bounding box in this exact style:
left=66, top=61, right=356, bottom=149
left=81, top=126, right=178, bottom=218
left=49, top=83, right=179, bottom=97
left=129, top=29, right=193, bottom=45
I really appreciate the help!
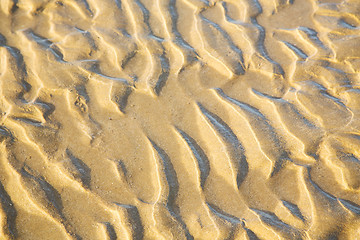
left=281, top=200, right=306, bottom=222
left=121, top=48, right=138, bottom=70
left=0, top=181, right=17, bottom=239
left=206, top=202, right=241, bottom=224
left=20, top=166, right=81, bottom=239
left=282, top=41, right=308, bottom=60
left=250, top=18, right=285, bottom=76
left=169, top=0, right=200, bottom=62
left=149, top=138, right=194, bottom=240
left=66, top=149, right=91, bottom=189
left=13, top=117, right=43, bottom=127
left=154, top=52, right=170, bottom=95
left=198, top=103, right=248, bottom=188
left=102, top=222, right=117, bottom=240
left=88, top=62, right=130, bottom=85
left=176, top=127, right=210, bottom=189
left=113, top=86, right=133, bottom=113
left=114, top=203, right=144, bottom=240
left=0, top=126, right=15, bottom=142
left=25, top=30, right=65, bottom=62
left=199, top=15, right=246, bottom=75
left=35, top=100, right=56, bottom=120
left=250, top=208, right=303, bottom=239
left=299, top=27, right=329, bottom=50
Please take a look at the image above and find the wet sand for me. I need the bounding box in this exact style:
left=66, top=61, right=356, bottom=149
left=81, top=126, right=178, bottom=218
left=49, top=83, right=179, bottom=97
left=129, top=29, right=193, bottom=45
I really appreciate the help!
left=0, top=0, right=360, bottom=239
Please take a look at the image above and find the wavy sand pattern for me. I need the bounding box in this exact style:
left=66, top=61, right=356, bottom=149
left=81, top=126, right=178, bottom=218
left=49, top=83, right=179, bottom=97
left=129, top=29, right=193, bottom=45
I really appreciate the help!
left=0, top=0, right=360, bottom=239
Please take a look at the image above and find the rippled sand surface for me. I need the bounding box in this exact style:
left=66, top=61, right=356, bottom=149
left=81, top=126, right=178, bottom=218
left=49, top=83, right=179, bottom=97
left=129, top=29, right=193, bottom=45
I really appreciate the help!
left=1, top=0, right=360, bottom=239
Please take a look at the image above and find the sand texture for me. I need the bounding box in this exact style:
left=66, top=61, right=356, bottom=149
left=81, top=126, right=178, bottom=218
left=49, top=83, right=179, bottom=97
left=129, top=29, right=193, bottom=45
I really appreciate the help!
left=0, top=0, right=360, bottom=239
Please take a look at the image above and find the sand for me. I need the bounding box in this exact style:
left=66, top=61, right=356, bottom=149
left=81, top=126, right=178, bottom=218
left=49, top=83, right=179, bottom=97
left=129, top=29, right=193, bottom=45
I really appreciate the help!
left=0, top=0, right=360, bottom=239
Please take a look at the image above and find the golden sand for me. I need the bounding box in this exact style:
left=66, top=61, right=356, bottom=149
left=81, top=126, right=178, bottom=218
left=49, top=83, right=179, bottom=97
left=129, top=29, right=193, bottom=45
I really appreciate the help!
left=0, top=0, right=360, bottom=239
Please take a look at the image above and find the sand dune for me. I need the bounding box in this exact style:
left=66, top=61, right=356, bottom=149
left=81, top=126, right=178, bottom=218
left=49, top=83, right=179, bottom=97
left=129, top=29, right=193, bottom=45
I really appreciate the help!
left=0, top=0, right=360, bottom=239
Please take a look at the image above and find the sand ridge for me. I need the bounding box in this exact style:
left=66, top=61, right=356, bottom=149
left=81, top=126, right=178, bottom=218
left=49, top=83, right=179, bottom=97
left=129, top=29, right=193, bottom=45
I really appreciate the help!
left=0, top=0, right=360, bottom=239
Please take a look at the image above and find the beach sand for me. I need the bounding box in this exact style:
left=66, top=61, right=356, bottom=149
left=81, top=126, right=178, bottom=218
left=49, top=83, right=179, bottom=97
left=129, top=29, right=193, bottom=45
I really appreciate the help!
left=0, top=0, right=360, bottom=239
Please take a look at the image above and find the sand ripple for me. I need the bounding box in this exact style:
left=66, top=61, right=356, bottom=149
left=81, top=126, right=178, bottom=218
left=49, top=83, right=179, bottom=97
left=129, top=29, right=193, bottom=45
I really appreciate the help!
left=0, top=0, right=360, bottom=239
